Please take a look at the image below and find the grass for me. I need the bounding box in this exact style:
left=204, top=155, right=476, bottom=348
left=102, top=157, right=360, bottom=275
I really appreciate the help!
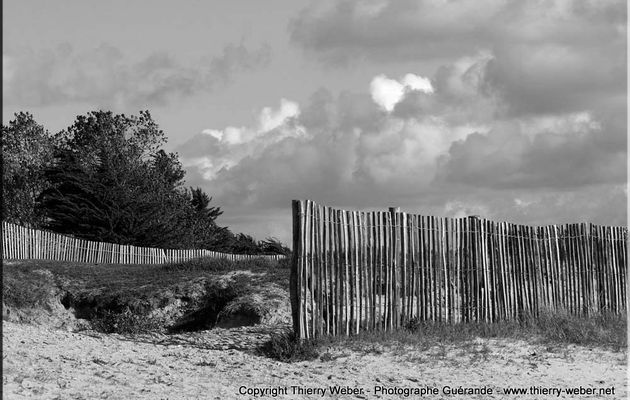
left=3, top=257, right=289, bottom=307
left=257, top=328, right=320, bottom=362
left=257, top=311, right=627, bottom=363
left=4, top=257, right=626, bottom=358
left=3, top=257, right=290, bottom=333
left=2, top=266, right=57, bottom=309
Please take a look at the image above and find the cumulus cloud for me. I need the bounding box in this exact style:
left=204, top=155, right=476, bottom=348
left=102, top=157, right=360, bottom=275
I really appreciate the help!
left=179, top=61, right=493, bottom=214
left=370, top=73, right=433, bottom=112
left=435, top=112, right=626, bottom=189
left=177, top=44, right=625, bottom=243
left=2, top=42, right=271, bottom=109
left=290, top=0, right=626, bottom=119
left=180, top=98, right=306, bottom=181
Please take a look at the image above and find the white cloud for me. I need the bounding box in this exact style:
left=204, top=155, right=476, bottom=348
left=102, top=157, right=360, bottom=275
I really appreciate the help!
left=258, top=99, right=300, bottom=132
left=202, top=129, right=224, bottom=141
left=370, top=73, right=433, bottom=112
left=178, top=50, right=625, bottom=242
left=183, top=99, right=307, bottom=180
left=402, top=73, right=434, bottom=93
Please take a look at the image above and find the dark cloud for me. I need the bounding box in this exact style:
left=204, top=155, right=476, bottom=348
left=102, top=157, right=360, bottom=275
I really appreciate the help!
left=290, top=0, right=625, bottom=64
left=484, top=42, right=626, bottom=116
left=289, top=0, right=494, bottom=64
left=435, top=115, right=627, bottom=189
left=177, top=10, right=627, bottom=241
left=3, top=42, right=271, bottom=109
left=290, top=0, right=626, bottom=118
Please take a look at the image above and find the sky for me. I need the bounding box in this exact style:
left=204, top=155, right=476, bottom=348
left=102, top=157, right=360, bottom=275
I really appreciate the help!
left=3, top=0, right=627, bottom=246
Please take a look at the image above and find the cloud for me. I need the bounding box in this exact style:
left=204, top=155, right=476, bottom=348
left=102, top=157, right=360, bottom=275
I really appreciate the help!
left=290, top=0, right=626, bottom=119
left=177, top=48, right=625, bottom=242
left=180, top=98, right=306, bottom=180
left=2, top=42, right=271, bottom=109
left=370, top=73, right=433, bottom=112
left=290, top=0, right=625, bottom=63
left=206, top=43, right=272, bottom=83
left=435, top=112, right=626, bottom=189
left=179, top=63, right=488, bottom=213
left=289, top=0, right=502, bottom=63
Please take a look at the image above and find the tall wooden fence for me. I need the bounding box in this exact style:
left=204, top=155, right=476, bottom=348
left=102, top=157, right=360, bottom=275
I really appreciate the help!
left=2, top=222, right=285, bottom=264
left=290, top=200, right=628, bottom=339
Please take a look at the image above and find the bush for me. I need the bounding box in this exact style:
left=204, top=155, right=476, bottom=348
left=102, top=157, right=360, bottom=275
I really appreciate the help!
left=91, top=307, right=162, bottom=334
left=258, top=329, right=320, bottom=362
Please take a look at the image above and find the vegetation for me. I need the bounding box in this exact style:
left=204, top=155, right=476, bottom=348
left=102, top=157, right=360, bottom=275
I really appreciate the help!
left=257, top=329, right=320, bottom=362
left=257, top=311, right=626, bottom=363
left=1, top=112, right=55, bottom=226
left=1, top=110, right=290, bottom=254
left=3, top=258, right=625, bottom=362
left=3, top=257, right=291, bottom=334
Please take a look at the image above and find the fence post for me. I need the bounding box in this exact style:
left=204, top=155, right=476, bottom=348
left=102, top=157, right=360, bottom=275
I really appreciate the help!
left=290, top=200, right=303, bottom=338
left=389, top=207, right=400, bottom=328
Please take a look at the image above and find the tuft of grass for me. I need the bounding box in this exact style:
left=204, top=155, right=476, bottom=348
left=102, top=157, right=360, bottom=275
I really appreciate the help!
left=402, top=312, right=626, bottom=350
left=257, top=329, right=320, bottom=362
left=3, top=269, right=53, bottom=309
left=526, top=310, right=627, bottom=349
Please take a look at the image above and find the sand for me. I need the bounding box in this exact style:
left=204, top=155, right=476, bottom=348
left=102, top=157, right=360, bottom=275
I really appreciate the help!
left=2, top=321, right=626, bottom=399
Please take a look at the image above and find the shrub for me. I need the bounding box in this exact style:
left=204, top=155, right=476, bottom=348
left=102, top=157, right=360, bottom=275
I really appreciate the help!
left=258, top=329, right=319, bottom=362
left=91, top=307, right=162, bottom=334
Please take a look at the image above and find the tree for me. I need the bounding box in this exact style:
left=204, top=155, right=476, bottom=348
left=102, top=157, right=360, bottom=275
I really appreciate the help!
left=229, top=233, right=261, bottom=255
left=38, top=110, right=222, bottom=248
left=189, top=187, right=223, bottom=221
left=7, top=109, right=284, bottom=254
left=259, top=237, right=291, bottom=255
left=1, top=112, right=55, bottom=226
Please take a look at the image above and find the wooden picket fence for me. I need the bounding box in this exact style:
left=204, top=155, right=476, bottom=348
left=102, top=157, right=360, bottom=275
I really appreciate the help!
left=290, top=200, right=628, bottom=339
left=2, top=222, right=285, bottom=264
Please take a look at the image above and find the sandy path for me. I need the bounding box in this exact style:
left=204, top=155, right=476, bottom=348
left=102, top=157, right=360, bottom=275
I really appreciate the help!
left=2, top=321, right=626, bottom=399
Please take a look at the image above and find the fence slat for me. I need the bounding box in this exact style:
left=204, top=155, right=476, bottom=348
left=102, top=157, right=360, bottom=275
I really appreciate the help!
left=289, top=200, right=627, bottom=339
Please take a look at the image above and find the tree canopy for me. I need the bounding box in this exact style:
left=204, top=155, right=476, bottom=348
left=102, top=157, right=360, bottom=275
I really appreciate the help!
left=2, top=110, right=288, bottom=254
left=1, top=112, right=55, bottom=226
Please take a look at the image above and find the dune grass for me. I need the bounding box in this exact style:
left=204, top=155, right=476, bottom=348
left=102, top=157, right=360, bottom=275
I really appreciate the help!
left=259, top=311, right=627, bottom=362
left=4, top=257, right=626, bottom=357
left=3, top=257, right=289, bottom=308
left=3, top=257, right=290, bottom=333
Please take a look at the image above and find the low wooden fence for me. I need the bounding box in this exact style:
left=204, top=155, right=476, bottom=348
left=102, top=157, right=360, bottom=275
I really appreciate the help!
left=2, top=222, right=285, bottom=264
left=290, top=200, right=628, bottom=338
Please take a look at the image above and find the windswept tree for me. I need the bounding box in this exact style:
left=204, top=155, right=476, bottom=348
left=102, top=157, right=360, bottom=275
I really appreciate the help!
left=1, top=112, right=55, bottom=226
left=3, top=109, right=290, bottom=254
left=38, top=111, right=224, bottom=248
left=259, top=237, right=291, bottom=255
left=189, top=187, right=223, bottom=221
